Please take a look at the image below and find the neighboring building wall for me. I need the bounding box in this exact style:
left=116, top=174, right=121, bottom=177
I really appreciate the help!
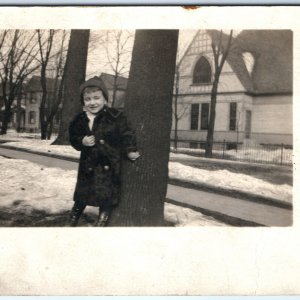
left=251, top=95, right=292, bottom=144
left=172, top=93, right=249, bottom=142
left=25, top=91, right=41, bottom=132
left=107, top=89, right=126, bottom=109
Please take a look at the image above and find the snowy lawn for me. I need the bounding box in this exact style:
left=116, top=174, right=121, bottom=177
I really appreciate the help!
left=0, top=156, right=226, bottom=227
left=0, top=137, right=293, bottom=203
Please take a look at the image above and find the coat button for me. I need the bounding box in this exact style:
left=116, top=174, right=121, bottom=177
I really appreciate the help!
left=104, top=165, right=110, bottom=171
left=88, top=167, right=93, bottom=172
left=99, top=139, right=105, bottom=144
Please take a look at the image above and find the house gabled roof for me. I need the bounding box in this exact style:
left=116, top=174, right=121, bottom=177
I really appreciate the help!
left=99, top=73, right=128, bottom=91
left=24, top=75, right=59, bottom=93
left=183, top=29, right=292, bottom=95
left=207, top=30, right=254, bottom=93
left=236, top=30, right=292, bottom=94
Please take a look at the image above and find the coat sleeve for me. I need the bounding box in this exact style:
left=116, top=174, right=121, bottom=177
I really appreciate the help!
left=69, top=116, right=87, bottom=151
left=118, top=113, right=138, bottom=155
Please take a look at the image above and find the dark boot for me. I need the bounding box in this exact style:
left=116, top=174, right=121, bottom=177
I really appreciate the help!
left=69, top=205, right=85, bottom=227
left=95, top=207, right=112, bottom=227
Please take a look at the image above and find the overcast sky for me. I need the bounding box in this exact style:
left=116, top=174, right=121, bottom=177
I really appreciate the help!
left=85, top=29, right=197, bottom=78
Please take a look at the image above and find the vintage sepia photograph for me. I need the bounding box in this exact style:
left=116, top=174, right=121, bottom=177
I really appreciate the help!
left=0, top=27, right=293, bottom=227
left=0, top=6, right=298, bottom=296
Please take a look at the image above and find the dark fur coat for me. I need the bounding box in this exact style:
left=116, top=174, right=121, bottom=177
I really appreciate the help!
left=69, top=106, right=137, bottom=208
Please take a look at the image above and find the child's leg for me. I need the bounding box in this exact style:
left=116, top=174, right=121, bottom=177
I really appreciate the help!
left=69, top=201, right=86, bottom=227
left=96, top=206, right=113, bottom=227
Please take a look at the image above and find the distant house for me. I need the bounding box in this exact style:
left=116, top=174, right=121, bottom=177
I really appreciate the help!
left=0, top=84, right=26, bottom=131
left=24, top=76, right=60, bottom=133
left=24, top=73, right=128, bottom=132
left=99, top=73, right=128, bottom=109
left=173, top=30, right=293, bottom=146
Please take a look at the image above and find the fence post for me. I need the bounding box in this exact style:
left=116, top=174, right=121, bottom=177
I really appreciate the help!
left=222, top=139, right=226, bottom=159
left=280, top=143, right=284, bottom=165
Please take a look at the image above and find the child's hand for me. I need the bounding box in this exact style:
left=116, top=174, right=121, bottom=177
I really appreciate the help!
left=127, top=151, right=140, bottom=161
left=82, top=135, right=95, bottom=147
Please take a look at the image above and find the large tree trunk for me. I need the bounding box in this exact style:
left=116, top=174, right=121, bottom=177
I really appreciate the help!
left=109, top=30, right=179, bottom=227
left=52, top=30, right=90, bottom=145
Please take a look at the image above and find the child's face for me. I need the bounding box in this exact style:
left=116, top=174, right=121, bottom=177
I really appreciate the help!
left=83, top=89, right=106, bottom=115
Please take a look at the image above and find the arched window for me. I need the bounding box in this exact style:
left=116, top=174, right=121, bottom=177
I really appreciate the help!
left=193, top=56, right=212, bottom=84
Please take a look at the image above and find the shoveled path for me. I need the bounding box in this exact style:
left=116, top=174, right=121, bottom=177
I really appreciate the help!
left=0, top=147, right=293, bottom=227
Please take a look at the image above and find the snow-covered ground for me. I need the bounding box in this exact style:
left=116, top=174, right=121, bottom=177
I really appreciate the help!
left=0, top=134, right=293, bottom=203
left=0, top=156, right=226, bottom=226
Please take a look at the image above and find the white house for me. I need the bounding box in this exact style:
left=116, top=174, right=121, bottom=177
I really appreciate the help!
left=172, top=30, right=293, bottom=146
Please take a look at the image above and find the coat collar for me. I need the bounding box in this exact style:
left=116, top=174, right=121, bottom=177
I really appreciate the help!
left=80, top=105, right=121, bottom=123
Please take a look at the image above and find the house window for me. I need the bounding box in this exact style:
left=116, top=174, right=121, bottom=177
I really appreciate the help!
left=229, top=102, right=237, bottom=131
left=190, top=104, right=199, bottom=130
left=193, top=57, right=212, bottom=84
left=201, top=103, right=209, bottom=130
left=28, top=111, right=36, bottom=124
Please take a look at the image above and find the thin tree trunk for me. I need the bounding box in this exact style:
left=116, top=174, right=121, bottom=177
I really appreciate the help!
left=174, top=81, right=179, bottom=150
left=174, top=116, right=179, bottom=150
left=111, top=73, right=118, bottom=107
left=205, top=30, right=233, bottom=158
left=109, top=30, right=179, bottom=226
left=53, top=30, right=90, bottom=145
left=205, top=78, right=219, bottom=157
left=47, top=119, right=53, bottom=140
left=39, top=65, right=48, bottom=140
left=16, top=91, right=22, bottom=132
left=1, top=107, right=11, bottom=135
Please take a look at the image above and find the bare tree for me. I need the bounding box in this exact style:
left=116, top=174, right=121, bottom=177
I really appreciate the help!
left=109, top=30, right=179, bottom=226
left=205, top=30, right=233, bottom=157
left=172, top=70, right=190, bottom=151
left=36, top=29, right=68, bottom=140
left=15, top=84, right=24, bottom=132
left=0, top=30, right=40, bottom=135
left=53, top=30, right=90, bottom=145
left=172, top=37, right=192, bottom=150
left=102, top=30, right=133, bottom=107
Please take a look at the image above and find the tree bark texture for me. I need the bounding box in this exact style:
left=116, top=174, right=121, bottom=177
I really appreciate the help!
left=53, top=30, right=90, bottom=145
left=109, top=30, right=179, bottom=226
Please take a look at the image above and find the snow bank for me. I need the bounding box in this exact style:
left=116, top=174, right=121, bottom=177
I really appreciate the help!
left=169, top=162, right=292, bottom=203
left=0, top=156, right=225, bottom=226
left=165, top=203, right=227, bottom=226
left=2, top=140, right=80, bottom=159
left=0, top=156, right=75, bottom=214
